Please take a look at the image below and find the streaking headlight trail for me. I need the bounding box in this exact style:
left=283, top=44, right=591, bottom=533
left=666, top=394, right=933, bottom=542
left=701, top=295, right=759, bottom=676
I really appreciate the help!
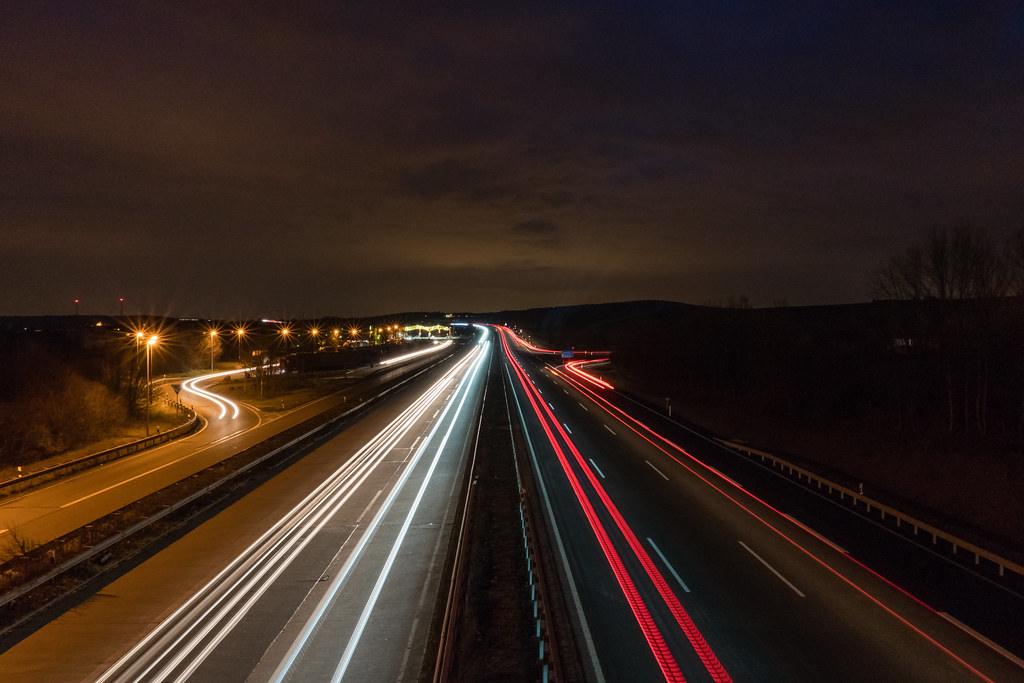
left=378, top=339, right=453, bottom=366
left=96, top=330, right=488, bottom=683
left=180, top=368, right=244, bottom=420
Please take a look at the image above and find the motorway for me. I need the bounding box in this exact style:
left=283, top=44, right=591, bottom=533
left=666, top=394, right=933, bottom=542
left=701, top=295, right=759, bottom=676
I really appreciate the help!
left=0, top=329, right=490, bottom=682
left=497, top=326, right=1024, bottom=682
left=0, top=344, right=454, bottom=562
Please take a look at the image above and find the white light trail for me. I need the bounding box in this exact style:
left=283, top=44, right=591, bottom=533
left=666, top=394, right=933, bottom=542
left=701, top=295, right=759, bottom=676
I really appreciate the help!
left=180, top=368, right=244, bottom=420
left=378, top=339, right=453, bottom=366
left=96, top=336, right=483, bottom=683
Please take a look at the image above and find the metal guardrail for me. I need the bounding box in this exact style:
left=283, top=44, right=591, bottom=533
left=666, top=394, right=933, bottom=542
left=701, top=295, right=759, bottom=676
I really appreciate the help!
left=0, top=403, right=199, bottom=499
left=0, top=349, right=458, bottom=621
left=714, top=438, right=1024, bottom=581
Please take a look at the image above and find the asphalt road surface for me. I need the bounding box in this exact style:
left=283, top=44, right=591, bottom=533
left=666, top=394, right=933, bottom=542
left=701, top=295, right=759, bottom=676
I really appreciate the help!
left=0, top=352, right=451, bottom=562
left=0, top=329, right=490, bottom=682
left=496, top=325, right=1023, bottom=682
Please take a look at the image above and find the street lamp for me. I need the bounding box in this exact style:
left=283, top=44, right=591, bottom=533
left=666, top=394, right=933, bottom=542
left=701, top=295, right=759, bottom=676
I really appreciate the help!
left=235, top=327, right=246, bottom=363
left=208, top=329, right=219, bottom=371
left=146, top=335, right=159, bottom=436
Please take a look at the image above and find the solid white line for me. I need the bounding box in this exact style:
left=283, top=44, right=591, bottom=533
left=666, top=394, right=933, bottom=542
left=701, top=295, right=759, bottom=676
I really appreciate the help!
left=646, top=538, right=690, bottom=592
left=588, top=459, right=606, bottom=479
left=269, top=346, right=484, bottom=682
left=603, top=424, right=616, bottom=435
left=503, top=364, right=605, bottom=683
left=563, top=423, right=572, bottom=435
left=330, top=343, right=488, bottom=681
left=738, top=540, right=805, bottom=598
left=578, top=402, right=588, bottom=411
left=97, top=346, right=477, bottom=683
left=939, top=611, right=1024, bottom=671
left=782, top=513, right=848, bottom=555
left=645, top=460, right=669, bottom=481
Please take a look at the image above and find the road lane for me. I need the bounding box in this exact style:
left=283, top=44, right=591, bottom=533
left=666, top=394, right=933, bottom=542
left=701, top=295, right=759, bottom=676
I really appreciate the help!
left=0, top=351, right=453, bottom=562
left=0, top=332, right=488, bottom=682
left=499, top=325, right=1024, bottom=682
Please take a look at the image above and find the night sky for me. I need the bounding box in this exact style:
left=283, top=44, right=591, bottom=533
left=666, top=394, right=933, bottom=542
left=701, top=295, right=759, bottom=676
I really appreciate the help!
left=2, top=3, right=1022, bottom=318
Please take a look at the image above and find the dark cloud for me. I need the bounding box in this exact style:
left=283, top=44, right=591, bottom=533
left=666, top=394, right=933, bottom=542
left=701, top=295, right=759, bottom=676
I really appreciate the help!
left=398, top=160, right=506, bottom=202
left=512, top=218, right=561, bottom=248
left=1, top=2, right=1022, bottom=316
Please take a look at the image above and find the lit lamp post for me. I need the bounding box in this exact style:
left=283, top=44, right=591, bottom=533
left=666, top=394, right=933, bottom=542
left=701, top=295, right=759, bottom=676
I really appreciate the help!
left=309, top=327, right=320, bottom=351
left=235, top=327, right=246, bottom=363
left=146, top=335, right=159, bottom=436
left=207, top=329, right=220, bottom=371
left=332, top=328, right=340, bottom=350
left=133, top=329, right=146, bottom=409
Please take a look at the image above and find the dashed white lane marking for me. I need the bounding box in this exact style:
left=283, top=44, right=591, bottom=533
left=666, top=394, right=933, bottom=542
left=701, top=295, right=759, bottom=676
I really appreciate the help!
left=548, top=402, right=555, bottom=411
left=603, top=424, right=616, bottom=435
left=588, top=458, right=606, bottom=479
left=578, top=402, right=589, bottom=411
left=647, top=537, right=690, bottom=592
left=563, top=423, right=572, bottom=435
left=645, top=459, right=669, bottom=481
left=738, top=540, right=805, bottom=598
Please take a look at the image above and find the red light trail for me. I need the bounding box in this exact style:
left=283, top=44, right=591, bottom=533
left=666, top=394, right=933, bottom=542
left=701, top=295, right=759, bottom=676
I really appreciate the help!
left=499, top=326, right=731, bottom=682
left=548, top=360, right=997, bottom=682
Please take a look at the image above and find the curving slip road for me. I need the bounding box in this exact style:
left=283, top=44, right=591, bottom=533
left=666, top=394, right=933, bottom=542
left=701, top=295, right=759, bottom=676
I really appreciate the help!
left=0, top=330, right=490, bottom=682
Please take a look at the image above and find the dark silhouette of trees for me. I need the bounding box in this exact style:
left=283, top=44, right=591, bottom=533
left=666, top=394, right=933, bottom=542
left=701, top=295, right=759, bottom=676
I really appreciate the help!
left=873, top=224, right=1023, bottom=441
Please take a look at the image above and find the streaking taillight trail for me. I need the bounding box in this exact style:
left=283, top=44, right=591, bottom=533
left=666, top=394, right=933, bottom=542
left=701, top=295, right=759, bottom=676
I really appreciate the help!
left=548, top=351, right=998, bottom=682
left=499, top=326, right=731, bottom=683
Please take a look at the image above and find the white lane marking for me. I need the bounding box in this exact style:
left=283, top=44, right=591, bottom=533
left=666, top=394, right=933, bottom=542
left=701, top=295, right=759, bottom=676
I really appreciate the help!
left=503, top=364, right=605, bottom=682
left=328, top=344, right=488, bottom=681
left=603, top=424, right=616, bottom=435
left=410, top=436, right=421, bottom=452
left=96, top=344, right=480, bottom=683
left=432, top=409, right=439, bottom=419
left=578, top=402, right=589, bottom=411
left=939, top=611, right=1024, bottom=671
left=782, top=512, right=848, bottom=555
left=562, top=389, right=569, bottom=395
left=647, top=538, right=690, bottom=592
left=738, top=540, right=805, bottom=598
left=355, top=489, right=384, bottom=524
left=268, top=344, right=487, bottom=683
left=645, top=460, right=669, bottom=481
left=548, top=402, right=555, bottom=411
left=563, top=423, right=572, bottom=435
left=588, top=459, right=606, bottom=479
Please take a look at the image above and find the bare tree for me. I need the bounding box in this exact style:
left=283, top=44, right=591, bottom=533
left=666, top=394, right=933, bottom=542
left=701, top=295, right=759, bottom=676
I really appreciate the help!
left=873, top=224, right=1012, bottom=437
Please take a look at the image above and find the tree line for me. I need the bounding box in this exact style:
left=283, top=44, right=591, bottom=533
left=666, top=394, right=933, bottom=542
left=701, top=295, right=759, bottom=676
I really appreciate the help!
left=873, top=225, right=1024, bottom=441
